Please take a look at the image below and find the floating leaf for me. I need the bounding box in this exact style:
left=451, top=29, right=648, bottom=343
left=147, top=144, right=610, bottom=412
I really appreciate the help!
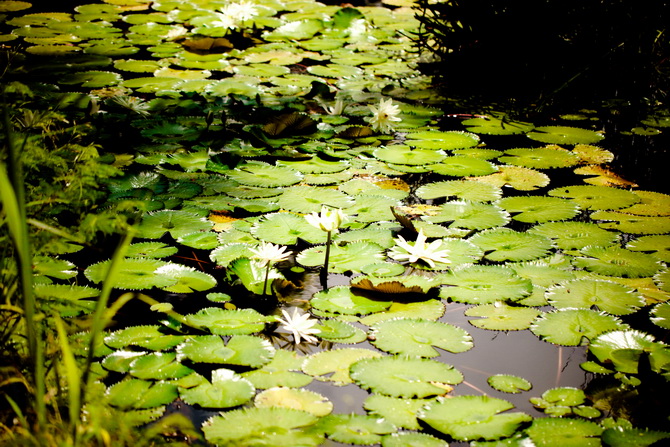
left=428, top=156, right=498, bottom=177
left=350, top=357, right=463, bottom=398
left=179, top=369, right=254, bottom=409
left=310, top=286, right=391, bottom=315
left=461, top=116, right=534, bottom=135
left=438, top=266, right=532, bottom=304
left=373, top=145, right=446, bottom=166
left=527, top=126, right=604, bottom=145
left=351, top=274, right=438, bottom=295
left=469, top=228, right=554, bottom=262
left=602, top=426, right=670, bottom=447
left=226, top=162, right=303, bottom=187
left=297, top=242, right=385, bottom=274
left=416, top=180, right=502, bottom=202
left=588, top=329, right=659, bottom=374
left=84, top=258, right=176, bottom=290
left=423, top=201, right=510, bottom=230
left=650, top=302, right=670, bottom=330
left=241, top=350, right=312, bottom=389
left=277, top=185, right=353, bottom=213
left=137, top=210, right=213, bottom=239
left=404, top=130, right=480, bottom=149
left=316, top=319, right=367, bottom=344
left=255, top=387, right=332, bottom=417
left=498, top=147, right=580, bottom=169
left=528, top=221, right=619, bottom=251
left=364, top=394, right=434, bottom=430
left=107, top=379, right=177, bottom=410
left=184, top=308, right=273, bottom=335
left=370, top=318, right=473, bottom=357
left=359, top=300, right=445, bottom=326
left=573, top=245, right=661, bottom=278
left=530, top=309, right=624, bottom=346
left=104, top=325, right=185, bottom=351
left=155, top=264, right=217, bottom=293
left=472, top=166, right=550, bottom=190
left=60, top=70, right=122, bottom=87
left=33, top=256, right=77, bottom=280
left=487, top=374, right=532, bottom=393
left=547, top=279, right=645, bottom=315
left=548, top=185, right=640, bottom=210
left=128, top=352, right=193, bottom=380
left=126, top=242, right=178, bottom=258
left=618, top=190, right=670, bottom=216
left=314, top=413, right=396, bottom=445
left=591, top=210, right=670, bottom=235
left=418, top=395, right=532, bottom=441
left=251, top=212, right=327, bottom=245
left=627, top=235, right=670, bottom=262
left=381, top=432, right=448, bottom=447
left=302, top=348, right=383, bottom=386
left=466, top=303, right=542, bottom=331
left=526, top=417, right=603, bottom=446
left=496, top=196, right=580, bottom=223
left=34, top=284, right=99, bottom=316
left=177, top=335, right=274, bottom=367
left=344, top=194, right=399, bottom=222
left=203, top=407, right=321, bottom=447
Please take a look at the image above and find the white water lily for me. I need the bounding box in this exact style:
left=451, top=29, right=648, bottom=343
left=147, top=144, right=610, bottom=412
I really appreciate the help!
left=221, top=1, right=258, bottom=23
left=389, top=229, right=450, bottom=268
left=277, top=308, right=321, bottom=344
left=250, top=242, right=291, bottom=268
left=318, top=98, right=346, bottom=115
left=305, top=206, right=347, bottom=233
left=368, top=98, right=401, bottom=134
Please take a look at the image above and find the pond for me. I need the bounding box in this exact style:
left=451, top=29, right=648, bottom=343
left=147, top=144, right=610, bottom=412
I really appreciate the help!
left=1, top=0, right=669, bottom=446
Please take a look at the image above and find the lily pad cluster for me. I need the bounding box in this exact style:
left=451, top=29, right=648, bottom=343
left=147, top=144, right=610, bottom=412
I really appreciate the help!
left=3, top=0, right=670, bottom=445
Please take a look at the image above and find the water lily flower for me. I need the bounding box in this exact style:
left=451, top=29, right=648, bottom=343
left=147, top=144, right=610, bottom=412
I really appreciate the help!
left=389, top=229, right=450, bottom=268
left=220, top=1, right=258, bottom=24
left=368, top=98, right=402, bottom=134
left=250, top=242, right=290, bottom=295
left=277, top=308, right=321, bottom=345
left=305, top=206, right=347, bottom=233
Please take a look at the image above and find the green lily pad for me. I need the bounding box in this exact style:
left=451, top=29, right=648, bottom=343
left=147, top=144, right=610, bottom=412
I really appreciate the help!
left=473, top=166, right=550, bottom=191
left=310, top=286, right=392, bottom=315
left=337, top=229, right=396, bottom=250
left=469, top=228, right=554, bottom=262
left=34, top=284, right=99, bottom=316
left=466, top=303, right=542, bottom=331
left=591, top=210, right=670, bottom=235
left=307, top=63, right=363, bottom=78
left=203, top=407, right=321, bottom=447
left=531, top=386, right=586, bottom=408
left=548, top=185, right=640, bottom=210
left=184, top=308, right=274, bottom=335
left=373, top=145, right=446, bottom=166
left=547, top=279, right=645, bottom=315
left=528, top=221, right=619, bottom=251
left=498, top=147, right=580, bottom=169
left=177, top=335, right=274, bottom=367
left=277, top=185, right=354, bottom=213
left=33, top=256, right=77, bottom=280
left=350, top=356, right=463, bottom=398
left=84, top=258, right=176, bottom=290
left=317, top=319, right=367, bottom=344
left=364, top=394, right=434, bottom=430
left=302, top=348, right=383, bottom=386
left=101, top=351, right=146, bottom=374
left=351, top=274, right=439, bottom=294
left=60, top=70, right=122, bottom=88
left=618, top=190, right=670, bottom=216
left=404, top=130, right=480, bottom=149
left=588, top=329, right=659, bottom=374
left=345, top=194, right=400, bottom=222
left=255, top=387, right=332, bottom=417
left=416, top=180, right=502, bottom=202
left=241, top=350, right=312, bottom=389
left=496, top=196, right=580, bottom=223
left=530, top=309, right=624, bottom=346
left=650, top=302, right=670, bottom=330
left=627, top=235, right=670, bottom=262
left=297, top=242, right=385, bottom=274
left=418, top=395, right=532, bottom=441
left=508, top=260, right=576, bottom=288
left=265, top=18, right=324, bottom=41
left=126, top=242, right=178, bottom=258
left=461, top=115, right=534, bottom=135
left=526, top=417, right=603, bottom=446
left=226, top=162, right=303, bottom=187
left=359, top=300, right=445, bottom=326
left=602, top=426, right=670, bottom=447
left=313, top=413, right=396, bottom=445
left=251, top=212, right=328, bottom=245
left=527, top=126, right=605, bottom=145
left=423, top=201, right=510, bottom=230
left=370, top=318, right=473, bottom=357
left=487, top=374, right=532, bottom=393
left=179, top=369, right=255, bottom=409
left=438, top=265, right=533, bottom=304
left=137, top=210, right=213, bottom=239
left=428, top=156, right=498, bottom=177
left=106, top=379, right=177, bottom=410
left=381, top=432, right=448, bottom=447
left=573, top=245, right=661, bottom=278
left=104, top=325, right=186, bottom=351
left=209, top=243, right=255, bottom=268
left=156, top=264, right=217, bottom=293
left=128, top=352, right=193, bottom=380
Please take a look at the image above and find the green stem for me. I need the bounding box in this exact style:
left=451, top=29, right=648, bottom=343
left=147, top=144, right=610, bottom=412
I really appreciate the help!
left=262, top=263, right=270, bottom=295
left=320, top=231, right=332, bottom=289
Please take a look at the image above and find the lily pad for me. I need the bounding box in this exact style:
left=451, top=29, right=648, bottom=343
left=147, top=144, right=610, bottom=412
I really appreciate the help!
left=591, top=210, right=670, bottom=235
left=416, top=180, right=502, bottom=202
left=528, top=221, right=619, bottom=251
left=438, top=265, right=533, bottom=304
left=302, top=348, right=383, bottom=386
left=241, top=350, right=312, bottom=389
left=104, top=325, right=186, bottom=351
left=461, top=115, right=534, bottom=135
left=650, top=302, right=670, bottom=330
left=472, top=166, right=550, bottom=191
left=314, top=413, right=396, bottom=445
left=350, top=356, right=463, bottom=398
left=404, top=130, right=480, bottom=150
left=351, top=274, right=439, bottom=295
left=381, top=432, right=448, bottom=447
left=546, top=279, right=645, bottom=315
left=423, top=201, right=510, bottom=230
left=530, top=309, right=624, bottom=346
left=487, top=374, right=532, bottom=393
left=226, top=162, right=303, bottom=187
left=527, top=126, right=604, bottom=145
left=184, top=308, right=274, bottom=335
left=526, top=417, right=603, bottom=446
left=128, top=352, right=193, bottom=380
left=156, top=264, right=217, bottom=293
left=496, top=196, right=580, bottom=223
left=251, top=212, right=327, bottom=245
left=588, top=329, right=660, bottom=374
left=137, top=210, right=213, bottom=239
left=203, top=407, right=321, bottom=447
left=297, top=242, right=386, bottom=274
left=316, top=319, right=367, bottom=344
left=469, top=228, right=554, bottom=262
left=345, top=194, right=399, bottom=222
left=255, top=387, right=332, bottom=417
left=418, top=395, right=532, bottom=441
left=373, top=145, right=446, bottom=166
left=466, top=303, right=542, bottom=331
left=34, top=284, right=99, bottom=316
left=84, top=258, right=176, bottom=290
left=498, top=147, right=580, bottom=169
left=277, top=185, right=354, bottom=213
left=548, top=185, right=640, bottom=210
left=359, top=299, right=445, bottom=326
left=310, top=286, right=392, bottom=315
left=370, top=318, right=473, bottom=357
left=106, top=379, right=177, bottom=410
left=428, top=156, right=498, bottom=177
left=627, top=235, right=670, bottom=262
left=573, top=245, right=661, bottom=278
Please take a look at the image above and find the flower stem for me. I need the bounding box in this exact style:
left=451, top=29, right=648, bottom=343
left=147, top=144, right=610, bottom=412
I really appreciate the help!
left=320, top=230, right=332, bottom=289
left=263, top=263, right=270, bottom=295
